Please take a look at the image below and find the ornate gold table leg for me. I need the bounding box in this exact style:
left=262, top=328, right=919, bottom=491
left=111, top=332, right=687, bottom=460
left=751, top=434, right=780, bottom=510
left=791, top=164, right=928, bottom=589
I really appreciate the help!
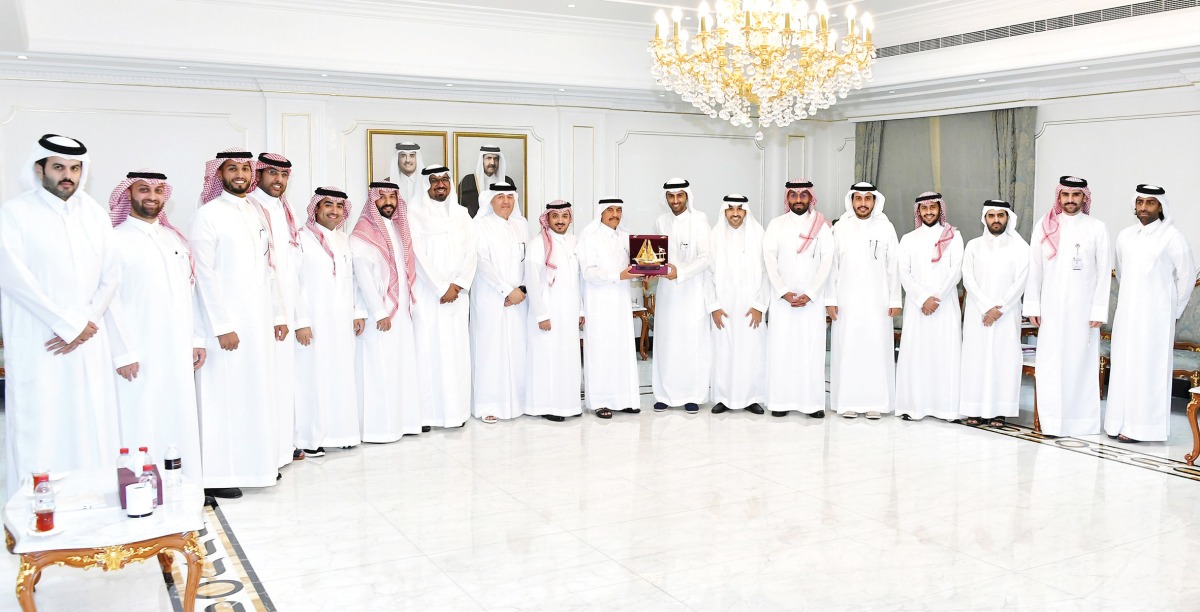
left=1186, top=392, right=1199, bottom=466
left=15, top=557, right=39, bottom=611
left=179, top=531, right=204, bottom=612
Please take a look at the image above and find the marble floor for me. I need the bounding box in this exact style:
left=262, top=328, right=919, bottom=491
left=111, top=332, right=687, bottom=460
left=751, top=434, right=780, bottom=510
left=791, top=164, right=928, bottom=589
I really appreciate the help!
left=1, top=365, right=1198, bottom=611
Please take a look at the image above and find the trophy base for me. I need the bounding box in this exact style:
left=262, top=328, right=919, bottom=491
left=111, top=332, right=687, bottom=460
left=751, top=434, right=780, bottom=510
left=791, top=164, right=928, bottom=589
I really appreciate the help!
left=634, top=265, right=669, bottom=277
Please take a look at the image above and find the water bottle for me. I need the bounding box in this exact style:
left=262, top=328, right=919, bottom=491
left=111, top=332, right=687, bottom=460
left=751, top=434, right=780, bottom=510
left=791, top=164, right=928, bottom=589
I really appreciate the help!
left=138, top=446, right=154, bottom=469
left=117, top=447, right=130, bottom=471
left=33, top=479, right=55, bottom=532
left=163, top=444, right=182, bottom=487
left=139, top=464, right=160, bottom=509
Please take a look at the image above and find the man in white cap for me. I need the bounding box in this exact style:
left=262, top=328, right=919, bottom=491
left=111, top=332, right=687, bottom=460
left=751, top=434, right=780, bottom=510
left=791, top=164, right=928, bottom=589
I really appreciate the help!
left=107, top=169, right=204, bottom=485
left=1024, top=176, right=1111, bottom=437
left=578, top=198, right=643, bottom=419
left=192, top=148, right=288, bottom=498
left=763, top=180, right=835, bottom=418
left=827, top=182, right=901, bottom=420
left=410, top=165, right=477, bottom=428
left=525, top=200, right=584, bottom=421
left=351, top=182, right=425, bottom=441
left=1104, top=185, right=1196, bottom=443
left=470, top=182, right=528, bottom=424
left=294, top=187, right=364, bottom=456
left=707, top=194, right=769, bottom=415
left=458, top=146, right=516, bottom=218
left=653, top=178, right=712, bottom=414
left=389, top=142, right=424, bottom=208
left=960, top=200, right=1029, bottom=427
left=895, top=192, right=964, bottom=422
left=0, top=134, right=121, bottom=497
left=252, top=153, right=303, bottom=466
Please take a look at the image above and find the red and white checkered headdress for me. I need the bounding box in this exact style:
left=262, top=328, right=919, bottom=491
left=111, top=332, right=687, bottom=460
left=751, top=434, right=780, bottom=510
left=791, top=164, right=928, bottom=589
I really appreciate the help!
left=200, top=149, right=256, bottom=204
left=257, top=153, right=300, bottom=248
left=108, top=169, right=193, bottom=281
left=913, top=191, right=957, bottom=263
left=351, top=182, right=416, bottom=316
left=1040, top=176, right=1092, bottom=260
left=786, top=179, right=828, bottom=254
left=305, top=187, right=352, bottom=277
left=538, top=199, right=572, bottom=287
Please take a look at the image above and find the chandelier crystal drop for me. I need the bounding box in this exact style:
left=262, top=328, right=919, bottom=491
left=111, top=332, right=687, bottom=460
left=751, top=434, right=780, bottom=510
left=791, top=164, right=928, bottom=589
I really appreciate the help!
left=649, top=0, right=877, bottom=128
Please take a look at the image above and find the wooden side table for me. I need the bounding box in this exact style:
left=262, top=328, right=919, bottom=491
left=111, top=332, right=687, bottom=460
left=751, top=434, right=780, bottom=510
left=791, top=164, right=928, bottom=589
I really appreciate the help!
left=4, top=469, right=206, bottom=611
left=6, top=529, right=204, bottom=612
left=1186, top=387, right=1199, bottom=466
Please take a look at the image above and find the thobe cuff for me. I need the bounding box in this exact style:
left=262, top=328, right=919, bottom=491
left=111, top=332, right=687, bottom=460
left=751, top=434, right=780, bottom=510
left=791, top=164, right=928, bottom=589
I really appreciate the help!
left=453, top=276, right=473, bottom=291
left=824, top=298, right=838, bottom=307
left=888, top=299, right=902, bottom=309
left=1022, top=303, right=1039, bottom=317
left=51, top=313, right=88, bottom=344
left=211, top=324, right=236, bottom=337
left=707, top=301, right=723, bottom=314
left=373, top=309, right=389, bottom=322
left=273, top=315, right=288, bottom=326
left=1088, top=308, right=1107, bottom=323
left=112, top=352, right=137, bottom=369
left=497, top=283, right=514, bottom=296
left=353, top=308, right=368, bottom=319
left=295, top=318, right=312, bottom=329
left=192, top=337, right=205, bottom=349
left=535, top=311, right=551, bottom=323
left=750, top=300, right=768, bottom=313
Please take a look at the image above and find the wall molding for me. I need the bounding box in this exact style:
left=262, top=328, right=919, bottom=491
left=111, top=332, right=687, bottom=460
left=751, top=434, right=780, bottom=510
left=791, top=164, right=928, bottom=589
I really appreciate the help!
left=1034, top=109, right=1200, bottom=138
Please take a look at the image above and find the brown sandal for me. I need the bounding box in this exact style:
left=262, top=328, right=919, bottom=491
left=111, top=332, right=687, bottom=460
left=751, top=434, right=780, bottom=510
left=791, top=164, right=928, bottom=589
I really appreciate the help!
left=596, top=408, right=612, bottom=419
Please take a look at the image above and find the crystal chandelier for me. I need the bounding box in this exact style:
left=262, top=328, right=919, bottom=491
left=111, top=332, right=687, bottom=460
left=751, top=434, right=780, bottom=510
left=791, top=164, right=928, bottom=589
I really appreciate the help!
left=649, top=0, right=877, bottom=128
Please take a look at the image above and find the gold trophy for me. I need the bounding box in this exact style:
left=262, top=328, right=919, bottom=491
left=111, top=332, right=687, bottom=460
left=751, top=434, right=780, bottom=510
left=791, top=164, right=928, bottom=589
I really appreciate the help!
left=629, top=234, right=669, bottom=276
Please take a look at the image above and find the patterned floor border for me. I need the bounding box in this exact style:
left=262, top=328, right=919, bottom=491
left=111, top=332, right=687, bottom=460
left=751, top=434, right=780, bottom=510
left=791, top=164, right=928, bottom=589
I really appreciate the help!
left=166, top=501, right=275, bottom=612
left=970, top=420, right=1200, bottom=482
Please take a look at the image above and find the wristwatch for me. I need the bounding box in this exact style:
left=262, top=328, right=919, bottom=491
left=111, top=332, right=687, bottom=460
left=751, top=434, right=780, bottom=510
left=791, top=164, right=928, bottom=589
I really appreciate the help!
left=517, top=285, right=527, bottom=294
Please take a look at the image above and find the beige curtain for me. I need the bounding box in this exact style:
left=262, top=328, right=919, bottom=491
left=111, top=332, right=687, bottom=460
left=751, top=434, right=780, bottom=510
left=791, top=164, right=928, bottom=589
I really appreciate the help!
left=854, top=121, right=884, bottom=185
left=993, top=107, right=1037, bottom=239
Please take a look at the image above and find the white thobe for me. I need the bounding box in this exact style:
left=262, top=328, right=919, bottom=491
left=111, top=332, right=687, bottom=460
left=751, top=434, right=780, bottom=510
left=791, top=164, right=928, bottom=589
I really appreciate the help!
left=254, top=189, right=301, bottom=467
left=828, top=216, right=902, bottom=414
left=470, top=215, right=529, bottom=420
left=0, top=188, right=121, bottom=498
left=1104, top=220, right=1196, bottom=441
left=895, top=225, right=965, bottom=420
left=706, top=222, right=770, bottom=410
left=351, top=223, right=423, bottom=442
left=762, top=211, right=835, bottom=414
left=959, top=232, right=1030, bottom=419
left=410, top=197, right=477, bottom=427
left=525, top=232, right=583, bottom=417
left=1023, top=212, right=1111, bottom=436
left=294, top=226, right=362, bottom=449
left=192, top=191, right=283, bottom=489
left=652, top=208, right=712, bottom=405
left=109, top=218, right=203, bottom=485
left=578, top=226, right=641, bottom=412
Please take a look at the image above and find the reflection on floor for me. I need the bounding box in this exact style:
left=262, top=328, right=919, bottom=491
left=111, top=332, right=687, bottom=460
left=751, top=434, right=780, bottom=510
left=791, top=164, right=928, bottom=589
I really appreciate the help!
left=1, top=361, right=1198, bottom=611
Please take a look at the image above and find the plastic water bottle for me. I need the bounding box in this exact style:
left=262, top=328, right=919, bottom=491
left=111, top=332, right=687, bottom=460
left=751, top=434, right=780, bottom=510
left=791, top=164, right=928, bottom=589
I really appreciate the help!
left=139, top=446, right=154, bottom=469
left=117, top=447, right=130, bottom=471
left=139, top=464, right=160, bottom=509
left=163, top=445, right=182, bottom=487
left=33, top=478, right=56, bottom=532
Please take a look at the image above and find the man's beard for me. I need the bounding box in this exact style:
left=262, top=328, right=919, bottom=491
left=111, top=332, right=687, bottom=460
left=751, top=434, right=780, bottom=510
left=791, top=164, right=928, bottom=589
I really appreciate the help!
left=377, top=204, right=395, bottom=219
left=790, top=202, right=809, bottom=215
left=989, top=223, right=1007, bottom=235
left=131, top=200, right=161, bottom=220
left=43, top=176, right=77, bottom=200
left=223, top=178, right=250, bottom=195
left=923, top=217, right=939, bottom=227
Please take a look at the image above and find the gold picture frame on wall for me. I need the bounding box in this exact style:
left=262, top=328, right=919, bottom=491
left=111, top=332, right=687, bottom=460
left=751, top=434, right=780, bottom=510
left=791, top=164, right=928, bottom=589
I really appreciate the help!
left=366, top=129, right=449, bottom=184
left=453, top=131, right=528, bottom=217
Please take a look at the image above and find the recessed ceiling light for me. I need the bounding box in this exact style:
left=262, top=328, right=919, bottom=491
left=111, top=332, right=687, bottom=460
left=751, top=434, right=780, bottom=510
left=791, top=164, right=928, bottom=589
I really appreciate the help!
left=685, top=16, right=692, bottom=20
left=888, top=90, right=896, bottom=94
left=558, top=88, right=566, bottom=92
left=977, top=78, right=986, bottom=82
left=320, top=73, right=329, bottom=77
left=178, top=66, right=188, bottom=69
left=1079, top=66, right=1089, bottom=70
left=16, top=55, right=28, bottom=60
left=831, top=13, right=838, bottom=17
left=567, top=3, right=575, bottom=6
left=446, top=83, right=454, bottom=87
left=659, top=93, right=666, bottom=97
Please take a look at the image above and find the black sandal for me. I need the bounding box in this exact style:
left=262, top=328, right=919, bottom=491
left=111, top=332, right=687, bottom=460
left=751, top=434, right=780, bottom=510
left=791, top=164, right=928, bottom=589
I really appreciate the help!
left=542, top=415, right=566, bottom=422
left=620, top=408, right=641, bottom=414
left=963, top=417, right=982, bottom=426
left=988, top=417, right=1005, bottom=428
left=1117, top=434, right=1139, bottom=443
left=596, top=408, right=612, bottom=419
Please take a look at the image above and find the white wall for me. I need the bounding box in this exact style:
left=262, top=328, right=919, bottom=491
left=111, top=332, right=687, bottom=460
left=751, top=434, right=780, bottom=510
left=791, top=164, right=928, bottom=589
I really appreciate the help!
left=0, top=78, right=836, bottom=238
left=827, top=86, right=1200, bottom=264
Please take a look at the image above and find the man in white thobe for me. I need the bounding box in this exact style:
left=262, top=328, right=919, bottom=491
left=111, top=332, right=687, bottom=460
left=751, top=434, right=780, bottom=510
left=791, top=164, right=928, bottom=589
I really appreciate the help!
left=0, top=135, right=121, bottom=498
left=388, top=142, right=425, bottom=208
left=895, top=192, right=964, bottom=422
left=763, top=180, right=834, bottom=418
left=192, top=149, right=287, bottom=498
left=252, top=153, right=303, bottom=466
left=410, top=166, right=477, bottom=428
left=960, top=200, right=1030, bottom=427
left=1024, top=176, right=1111, bottom=437
left=470, top=182, right=529, bottom=424
left=525, top=200, right=583, bottom=421
left=108, top=170, right=204, bottom=485
left=1105, top=184, right=1196, bottom=443
left=350, top=182, right=425, bottom=441
left=652, top=178, right=712, bottom=414
left=294, top=188, right=364, bottom=455
left=578, top=198, right=643, bottom=419
left=827, top=182, right=901, bottom=420
left=707, top=195, right=769, bottom=414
